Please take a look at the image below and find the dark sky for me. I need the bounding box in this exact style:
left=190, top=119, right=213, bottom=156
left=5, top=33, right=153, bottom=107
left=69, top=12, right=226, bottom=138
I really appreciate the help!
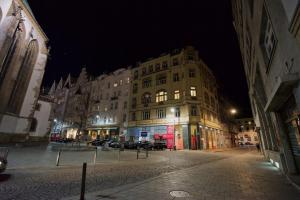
left=27, top=0, right=251, bottom=117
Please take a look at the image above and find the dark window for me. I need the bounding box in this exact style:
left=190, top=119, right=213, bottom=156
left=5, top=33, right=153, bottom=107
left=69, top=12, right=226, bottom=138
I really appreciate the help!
left=259, top=5, right=276, bottom=71
left=149, top=65, right=153, bottom=73
left=142, top=67, right=147, bottom=76
left=189, top=69, right=196, bottom=78
left=131, top=112, right=136, bottom=121
left=162, top=61, right=168, bottom=69
left=123, top=114, right=127, bottom=122
left=107, top=82, right=110, bottom=88
left=123, top=101, right=127, bottom=109
left=114, top=102, right=118, bottom=109
left=188, top=54, right=194, bottom=60
left=142, top=93, right=151, bottom=104
left=142, top=110, right=151, bottom=120
left=35, top=103, right=41, bottom=111
left=175, top=107, right=180, bottom=118
left=142, top=78, right=152, bottom=88
left=132, top=97, right=137, bottom=108
left=156, top=74, right=167, bottom=85
left=29, top=118, right=37, bottom=132
left=173, top=58, right=179, bottom=66
left=157, top=108, right=166, bottom=119
left=155, top=63, right=160, bottom=71
left=204, top=92, right=209, bottom=105
left=173, top=73, right=180, bottom=82
left=133, top=83, right=138, bottom=94
left=191, top=105, right=198, bottom=116
left=134, top=70, right=138, bottom=80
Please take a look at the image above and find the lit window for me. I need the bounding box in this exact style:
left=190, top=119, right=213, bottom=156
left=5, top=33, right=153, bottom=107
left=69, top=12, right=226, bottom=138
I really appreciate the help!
left=190, top=87, right=196, bottom=97
left=113, top=82, right=118, bottom=87
left=127, top=77, right=130, bottom=83
left=156, top=90, right=167, bottom=103
left=174, top=90, right=180, bottom=100
left=120, top=80, right=123, bottom=85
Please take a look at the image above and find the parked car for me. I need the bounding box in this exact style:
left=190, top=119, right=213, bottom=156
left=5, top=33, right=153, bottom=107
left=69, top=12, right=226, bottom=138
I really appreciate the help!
left=138, top=141, right=153, bottom=149
left=245, top=142, right=253, bottom=145
left=109, top=141, right=120, bottom=148
left=124, top=141, right=137, bottom=149
left=0, top=147, right=8, bottom=174
left=153, top=141, right=167, bottom=150
left=89, top=139, right=107, bottom=146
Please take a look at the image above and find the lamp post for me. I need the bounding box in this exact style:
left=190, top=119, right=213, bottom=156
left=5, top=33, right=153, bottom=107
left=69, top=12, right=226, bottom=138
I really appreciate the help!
left=170, top=108, right=176, bottom=150
left=229, top=108, right=237, bottom=147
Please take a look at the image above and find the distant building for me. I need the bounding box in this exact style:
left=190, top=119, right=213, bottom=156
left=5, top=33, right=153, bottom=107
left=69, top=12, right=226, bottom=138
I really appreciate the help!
left=86, top=68, right=131, bottom=141
left=236, top=118, right=258, bottom=145
left=0, top=0, right=49, bottom=143
left=232, top=0, right=300, bottom=173
left=128, top=46, right=225, bottom=150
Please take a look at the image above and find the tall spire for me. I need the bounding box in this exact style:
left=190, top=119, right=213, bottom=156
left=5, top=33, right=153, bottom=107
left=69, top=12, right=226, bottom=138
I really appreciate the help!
left=48, top=80, right=56, bottom=95
left=57, top=77, right=63, bottom=90
left=64, top=73, right=71, bottom=88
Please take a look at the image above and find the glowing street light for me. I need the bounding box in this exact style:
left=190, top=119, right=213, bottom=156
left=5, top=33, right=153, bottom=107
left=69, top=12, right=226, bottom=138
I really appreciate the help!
left=170, top=108, right=175, bottom=113
left=96, top=115, right=100, bottom=119
left=230, top=108, right=237, bottom=115
left=54, top=118, right=57, bottom=123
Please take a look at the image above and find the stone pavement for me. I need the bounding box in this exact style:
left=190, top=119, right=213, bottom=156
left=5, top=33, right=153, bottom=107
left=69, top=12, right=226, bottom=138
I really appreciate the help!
left=64, top=150, right=300, bottom=200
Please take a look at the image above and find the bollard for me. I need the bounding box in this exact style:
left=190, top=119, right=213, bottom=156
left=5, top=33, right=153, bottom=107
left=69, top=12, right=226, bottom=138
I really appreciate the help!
left=146, top=147, right=148, bottom=158
left=56, top=149, right=61, bottom=166
left=94, top=148, right=97, bottom=165
left=118, top=149, right=120, bottom=161
left=80, top=162, right=87, bottom=200
left=136, top=148, right=139, bottom=160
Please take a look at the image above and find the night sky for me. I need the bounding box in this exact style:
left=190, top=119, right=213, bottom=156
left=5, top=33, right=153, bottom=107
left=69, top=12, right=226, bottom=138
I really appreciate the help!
left=27, top=0, right=251, bottom=117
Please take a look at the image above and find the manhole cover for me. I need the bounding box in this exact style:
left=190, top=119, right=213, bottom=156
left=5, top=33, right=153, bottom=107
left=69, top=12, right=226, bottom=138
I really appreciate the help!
left=170, top=190, right=191, bottom=198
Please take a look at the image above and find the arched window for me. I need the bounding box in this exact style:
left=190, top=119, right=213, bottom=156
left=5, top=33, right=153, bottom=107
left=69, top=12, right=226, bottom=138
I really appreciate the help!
left=0, top=22, right=26, bottom=112
left=142, top=92, right=151, bottom=104
left=8, top=40, right=39, bottom=114
left=156, top=90, right=167, bottom=103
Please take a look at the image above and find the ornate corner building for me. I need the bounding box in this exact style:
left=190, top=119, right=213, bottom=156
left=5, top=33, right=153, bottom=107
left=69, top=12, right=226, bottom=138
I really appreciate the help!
left=231, top=0, right=300, bottom=174
left=128, top=46, right=227, bottom=150
left=0, top=0, right=49, bottom=143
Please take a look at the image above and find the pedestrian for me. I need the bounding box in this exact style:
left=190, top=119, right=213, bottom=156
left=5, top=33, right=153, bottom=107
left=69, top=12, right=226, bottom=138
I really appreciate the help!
left=256, top=143, right=260, bottom=152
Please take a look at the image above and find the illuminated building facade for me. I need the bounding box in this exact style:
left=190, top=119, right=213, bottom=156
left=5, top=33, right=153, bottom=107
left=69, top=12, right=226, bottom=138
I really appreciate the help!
left=128, top=46, right=224, bottom=150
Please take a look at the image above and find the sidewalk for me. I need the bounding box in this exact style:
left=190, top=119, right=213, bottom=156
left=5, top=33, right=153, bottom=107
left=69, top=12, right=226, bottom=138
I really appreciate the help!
left=63, top=151, right=300, bottom=200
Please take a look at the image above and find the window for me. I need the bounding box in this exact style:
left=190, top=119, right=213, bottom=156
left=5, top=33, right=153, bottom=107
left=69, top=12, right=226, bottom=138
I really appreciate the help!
left=35, top=103, right=41, bottom=111
left=156, top=74, right=167, bottom=85
left=188, top=54, right=194, bottom=60
left=173, top=58, right=179, bottom=66
left=118, top=90, right=121, bottom=96
left=123, top=101, right=127, bottom=109
left=259, top=5, right=276, bottom=70
left=142, top=110, right=151, bottom=120
left=134, top=70, right=138, bottom=80
left=123, top=114, right=127, bottom=122
left=162, top=61, right=168, bottom=69
left=113, top=82, right=118, bottom=87
left=131, top=112, right=136, bottom=121
left=204, top=92, right=209, bottom=105
left=142, top=67, right=147, bottom=76
left=173, top=73, right=179, bottom=82
left=149, top=65, right=153, bottom=73
left=156, top=90, right=167, bottom=103
left=157, top=108, right=166, bottom=119
left=110, top=103, right=113, bottom=110
left=120, top=79, right=123, bottom=85
left=174, top=90, right=180, bottom=100
left=133, top=83, right=138, bottom=93
left=142, top=78, right=152, bottom=88
left=189, top=69, right=196, bottom=78
left=175, top=107, right=180, bottom=118
left=107, top=82, right=110, bottom=88
left=191, top=105, right=198, bottom=116
left=142, top=93, right=151, bottom=104
left=114, top=102, right=118, bottom=109
left=155, top=63, right=160, bottom=71
left=29, top=118, right=37, bottom=132
left=132, top=97, right=137, bottom=108
left=190, top=87, right=196, bottom=97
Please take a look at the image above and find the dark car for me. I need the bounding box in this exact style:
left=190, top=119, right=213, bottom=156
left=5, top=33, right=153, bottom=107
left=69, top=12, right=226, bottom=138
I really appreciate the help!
left=245, top=142, right=253, bottom=145
left=109, top=141, right=120, bottom=148
left=89, top=139, right=107, bottom=146
left=124, top=141, right=137, bottom=149
left=0, top=147, right=8, bottom=173
left=138, top=141, right=153, bottom=150
left=153, top=142, right=167, bottom=150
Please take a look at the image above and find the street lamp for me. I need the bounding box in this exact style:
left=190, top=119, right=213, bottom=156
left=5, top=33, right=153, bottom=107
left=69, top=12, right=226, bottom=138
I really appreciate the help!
left=170, top=108, right=176, bottom=150
left=230, top=108, right=237, bottom=115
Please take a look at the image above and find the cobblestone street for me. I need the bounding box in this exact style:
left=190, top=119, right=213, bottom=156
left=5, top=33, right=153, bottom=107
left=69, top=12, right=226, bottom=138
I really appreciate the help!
left=0, top=148, right=299, bottom=200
